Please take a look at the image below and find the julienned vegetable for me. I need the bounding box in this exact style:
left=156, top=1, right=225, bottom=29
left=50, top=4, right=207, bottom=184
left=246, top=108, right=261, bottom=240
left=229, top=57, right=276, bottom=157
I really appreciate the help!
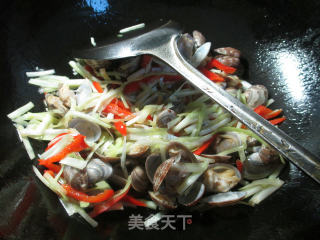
left=8, top=28, right=287, bottom=227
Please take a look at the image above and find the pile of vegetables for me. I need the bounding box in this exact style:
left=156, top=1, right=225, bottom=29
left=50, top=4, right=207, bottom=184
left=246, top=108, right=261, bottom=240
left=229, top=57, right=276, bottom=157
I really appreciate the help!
left=7, top=30, right=286, bottom=227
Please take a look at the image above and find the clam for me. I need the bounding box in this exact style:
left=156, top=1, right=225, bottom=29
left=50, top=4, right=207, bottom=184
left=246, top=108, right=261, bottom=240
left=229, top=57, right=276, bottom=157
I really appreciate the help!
left=243, top=146, right=281, bottom=180
left=213, top=132, right=243, bottom=154
left=178, top=182, right=205, bottom=206
left=203, top=163, right=241, bottom=193
left=94, top=152, right=121, bottom=163
left=86, top=158, right=113, bottom=183
left=177, top=33, right=195, bottom=61
left=127, top=144, right=149, bottom=158
left=63, top=165, right=88, bottom=190
left=192, top=30, right=206, bottom=48
left=68, top=118, right=101, bottom=142
left=145, top=153, right=162, bottom=183
left=166, top=142, right=197, bottom=163
left=131, top=166, right=149, bottom=193
left=63, top=158, right=113, bottom=190
left=202, top=191, right=246, bottom=207
left=148, top=142, right=199, bottom=195
left=214, top=47, right=241, bottom=58
left=156, top=108, right=177, bottom=128
left=244, top=85, right=268, bottom=109
left=75, top=82, right=92, bottom=106
left=108, top=174, right=127, bottom=188
left=45, top=94, right=68, bottom=114
left=190, top=42, right=211, bottom=67
left=149, top=191, right=177, bottom=209
left=214, top=55, right=240, bottom=67
left=58, top=84, right=75, bottom=107
left=159, top=142, right=198, bottom=194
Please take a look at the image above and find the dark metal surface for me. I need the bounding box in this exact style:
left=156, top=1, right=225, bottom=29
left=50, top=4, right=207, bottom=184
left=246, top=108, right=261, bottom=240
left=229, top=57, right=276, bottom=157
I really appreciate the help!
left=0, top=0, right=319, bottom=239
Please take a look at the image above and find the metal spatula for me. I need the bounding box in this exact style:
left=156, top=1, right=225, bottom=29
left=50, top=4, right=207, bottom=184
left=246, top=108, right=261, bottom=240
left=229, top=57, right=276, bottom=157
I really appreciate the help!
left=73, top=20, right=320, bottom=183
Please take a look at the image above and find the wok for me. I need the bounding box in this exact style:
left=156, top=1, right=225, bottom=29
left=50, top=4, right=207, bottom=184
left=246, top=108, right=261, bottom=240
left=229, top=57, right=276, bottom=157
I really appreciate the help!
left=0, top=0, right=319, bottom=239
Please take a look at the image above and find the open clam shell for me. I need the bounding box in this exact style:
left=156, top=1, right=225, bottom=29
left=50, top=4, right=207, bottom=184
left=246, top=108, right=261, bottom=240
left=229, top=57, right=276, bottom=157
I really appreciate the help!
left=153, top=157, right=175, bottom=192
left=127, top=144, right=149, bottom=158
left=192, top=30, right=206, bottom=48
left=68, top=118, right=101, bottom=142
left=145, top=153, right=162, bottom=183
left=203, top=163, right=241, bottom=193
left=178, top=182, right=205, bottom=206
left=149, top=191, right=177, bottom=209
left=166, top=142, right=197, bottom=163
left=191, top=42, right=211, bottom=67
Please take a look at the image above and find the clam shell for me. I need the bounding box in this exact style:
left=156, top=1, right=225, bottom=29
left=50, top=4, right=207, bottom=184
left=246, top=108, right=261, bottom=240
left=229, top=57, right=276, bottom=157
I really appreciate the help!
left=149, top=191, right=177, bottom=209
left=203, top=163, right=241, bottom=193
left=178, top=182, right=205, bottom=206
left=127, top=144, right=149, bottom=158
left=191, top=42, right=211, bottom=67
left=145, top=153, right=162, bottom=183
left=156, top=108, right=177, bottom=128
left=192, top=30, right=206, bottom=48
left=166, top=142, right=197, bottom=163
left=153, top=157, right=175, bottom=192
left=131, top=166, right=149, bottom=193
left=68, top=118, right=101, bottom=142
left=86, top=158, right=113, bottom=183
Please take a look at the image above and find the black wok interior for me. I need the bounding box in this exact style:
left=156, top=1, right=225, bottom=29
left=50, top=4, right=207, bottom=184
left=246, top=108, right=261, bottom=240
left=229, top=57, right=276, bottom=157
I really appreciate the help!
left=0, top=0, right=319, bottom=239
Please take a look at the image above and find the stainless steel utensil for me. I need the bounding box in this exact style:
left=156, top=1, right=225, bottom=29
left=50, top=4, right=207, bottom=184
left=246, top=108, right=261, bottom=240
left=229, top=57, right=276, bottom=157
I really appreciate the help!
left=74, top=20, right=320, bottom=183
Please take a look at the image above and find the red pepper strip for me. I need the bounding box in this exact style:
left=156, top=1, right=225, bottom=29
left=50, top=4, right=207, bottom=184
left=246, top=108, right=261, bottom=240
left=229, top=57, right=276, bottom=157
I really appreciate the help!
left=269, top=117, right=286, bottom=125
left=140, top=55, right=152, bottom=68
left=206, top=59, right=237, bottom=74
left=108, top=202, right=124, bottom=211
left=92, top=81, right=103, bottom=93
left=254, top=105, right=273, bottom=117
left=42, top=162, right=61, bottom=173
left=124, top=75, right=182, bottom=94
left=103, top=103, right=133, bottom=118
left=90, top=177, right=132, bottom=218
left=110, top=98, right=131, bottom=111
left=193, top=135, right=217, bottom=155
left=39, top=134, right=88, bottom=165
left=263, top=109, right=283, bottom=120
left=123, top=76, right=159, bottom=94
left=62, top=184, right=114, bottom=203
left=114, top=121, right=127, bottom=136
left=199, top=67, right=225, bottom=82
left=236, top=160, right=243, bottom=172
left=45, top=133, right=69, bottom=151
left=122, top=195, right=147, bottom=207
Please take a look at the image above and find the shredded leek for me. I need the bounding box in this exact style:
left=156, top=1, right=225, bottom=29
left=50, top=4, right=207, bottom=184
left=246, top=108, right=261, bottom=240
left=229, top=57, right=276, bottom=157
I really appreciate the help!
left=7, top=102, right=34, bottom=119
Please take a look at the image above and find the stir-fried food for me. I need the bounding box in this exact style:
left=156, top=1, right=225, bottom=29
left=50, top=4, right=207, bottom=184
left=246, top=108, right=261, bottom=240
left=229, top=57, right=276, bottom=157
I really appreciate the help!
left=8, top=29, right=286, bottom=227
